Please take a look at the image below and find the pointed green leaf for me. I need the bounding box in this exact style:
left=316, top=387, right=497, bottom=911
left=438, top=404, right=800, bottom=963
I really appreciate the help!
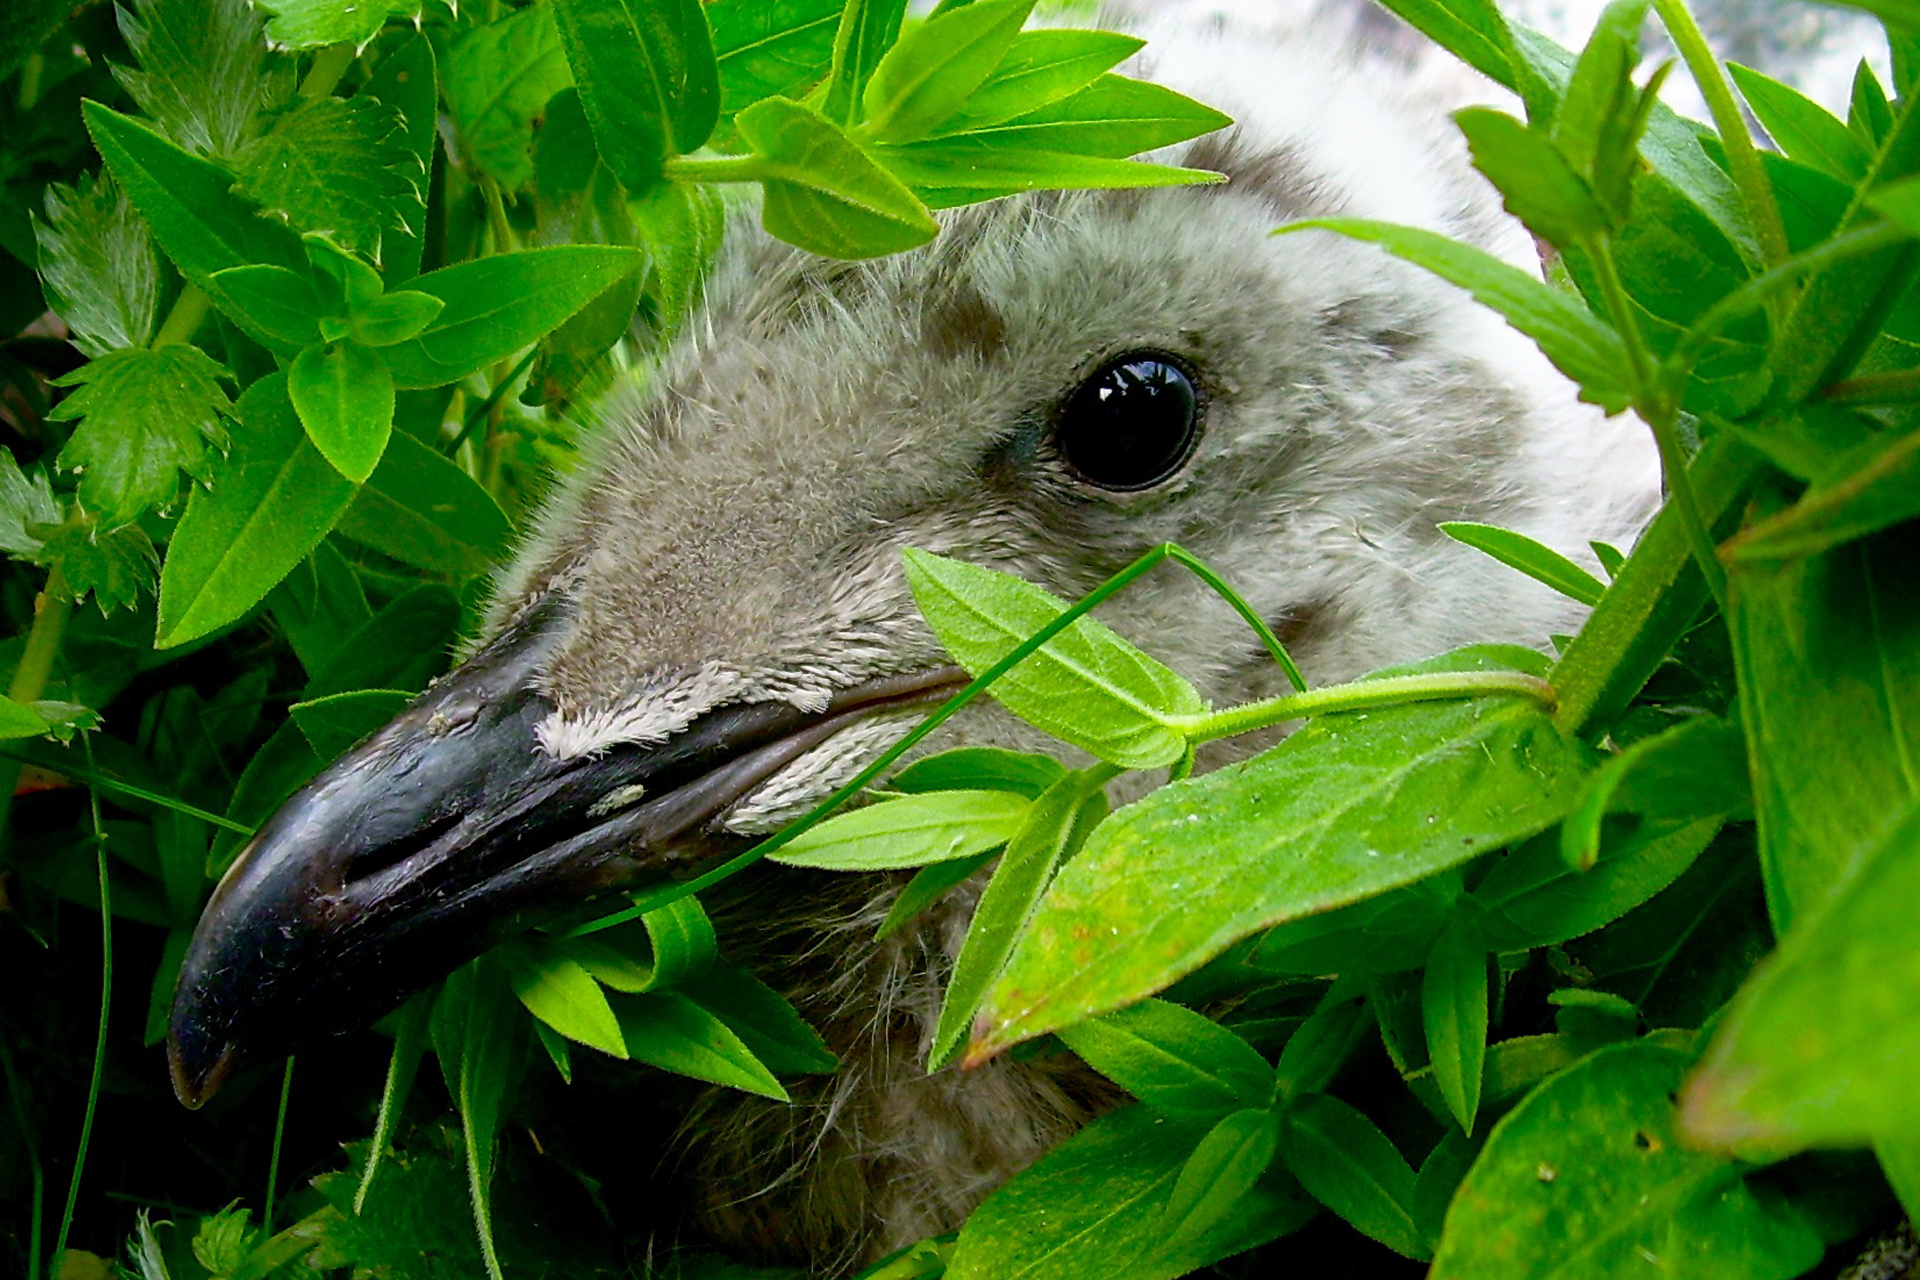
left=0, top=696, right=49, bottom=740
left=709, top=0, right=842, bottom=118
left=445, top=6, right=572, bottom=190
left=505, top=946, right=628, bottom=1059
left=51, top=345, right=232, bottom=525
left=680, top=964, right=838, bottom=1075
left=886, top=746, right=1066, bottom=798
left=933, top=28, right=1144, bottom=135
left=770, top=789, right=1031, bottom=870
left=1730, top=62, right=1874, bottom=183
left=549, top=0, right=718, bottom=189
left=1058, top=998, right=1275, bottom=1122
left=879, top=140, right=1225, bottom=210
left=334, top=430, right=511, bottom=574
left=823, top=0, right=907, bottom=125
left=931, top=73, right=1230, bottom=158
left=207, top=264, right=324, bottom=353
left=349, top=290, right=443, bottom=347
left=1557, top=716, right=1749, bottom=871
left=251, top=0, right=414, bottom=48
left=1423, top=918, right=1489, bottom=1134
left=1162, top=1108, right=1283, bottom=1248
left=288, top=688, right=411, bottom=760
left=611, top=989, right=787, bottom=1100
left=1454, top=106, right=1608, bottom=246
left=1440, top=520, right=1606, bottom=607
left=1284, top=1093, right=1428, bottom=1259
left=863, top=0, right=1033, bottom=143
left=289, top=340, right=395, bottom=482
left=734, top=96, right=938, bottom=258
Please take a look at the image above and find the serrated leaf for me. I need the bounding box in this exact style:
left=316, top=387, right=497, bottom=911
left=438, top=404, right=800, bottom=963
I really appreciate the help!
left=1281, top=218, right=1635, bottom=414
left=34, top=174, right=159, bottom=355
left=51, top=345, right=232, bottom=525
left=236, top=96, right=421, bottom=256
left=611, top=989, right=787, bottom=1100
left=1440, top=519, right=1606, bottom=607
left=157, top=372, right=356, bottom=648
left=445, top=6, right=572, bottom=190
left=207, top=263, right=323, bottom=352
left=770, top=789, right=1030, bottom=870
left=334, top=430, right=511, bottom=574
left=112, top=0, right=267, bottom=157
left=1284, top=1093, right=1428, bottom=1259
left=1057, top=998, right=1275, bottom=1122
left=1423, top=918, right=1488, bottom=1135
left=901, top=548, right=1204, bottom=769
left=0, top=696, right=50, bottom=740
left=823, top=0, right=906, bottom=126
left=931, top=73, right=1230, bottom=158
left=378, top=245, right=646, bottom=388
left=933, top=28, right=1144, bottom=135
left=288, top=688, right=410, bottom=759
left=735, top=95, right=938, bottom=259
left=34, top=519, right=160, bottom=613
left=360, top=32, right=436, bottom=282
left=863, top=0, right=1033, bottom=143
left=710, top=0, right=842, bottom=119
left=0, top=449, right=60, bottom=557
left=973, top=663, right=1586, bottom=1056
left=505, top=946, right=628, bottom=1059
left=251, top=0, right=415, bottom=48
left=1454, top=106, right=1607, bottom=246
left=1730, top=62, right=1874, bottom=184
left=1161, top=1108, right=1282, bottom=1248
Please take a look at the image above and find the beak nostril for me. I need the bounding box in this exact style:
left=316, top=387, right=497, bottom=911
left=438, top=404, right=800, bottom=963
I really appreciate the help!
left=338, top=809, right=465, bottom=888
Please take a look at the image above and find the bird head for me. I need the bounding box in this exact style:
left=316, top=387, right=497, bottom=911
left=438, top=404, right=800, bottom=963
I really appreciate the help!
left=167, top=21, right=1657, bottom=1107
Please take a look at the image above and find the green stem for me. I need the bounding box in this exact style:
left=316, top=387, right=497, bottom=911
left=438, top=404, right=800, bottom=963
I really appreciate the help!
left=18, top=52, right=43, bottom=113
left=1647, top=409, right=1729, bottom=614
left=1585, top=234, right=1654, bottom=396
left=264, top=1058, right=295, bottom=1230
left=662, top=154, right=766, bottom=185
left=152, top=284, right=211, bottom=349
left=0, top=748, right=252, bottom=833
left=481, top=178, right=515, bottom=257
left=1175, top=671, right=1555, bottom=746
left=1824, top=367, right=1920, bottom=405
left=298, top=42, right=357, bottom=101
left=1650, top=0, right=1788, bottom=279
left=0, top=566, right=73, bottom=860
left=51, top=733, right=111, bottom=1275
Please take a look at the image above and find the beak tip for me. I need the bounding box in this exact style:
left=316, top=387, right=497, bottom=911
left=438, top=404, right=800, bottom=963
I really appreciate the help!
left=167, top=1030, right=238, bottom=1110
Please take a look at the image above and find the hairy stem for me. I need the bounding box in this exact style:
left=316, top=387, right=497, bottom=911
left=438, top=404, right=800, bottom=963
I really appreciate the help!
left=298, top=42, right=357, bottom=101
left=152, top=284, right=211, bottom=348
left=1178, top=671, right=1556, bottom=746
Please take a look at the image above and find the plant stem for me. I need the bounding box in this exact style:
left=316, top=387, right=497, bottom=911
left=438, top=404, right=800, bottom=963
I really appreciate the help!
left=662, top=155, right=765, bottom=185
left=1176, top=671, right=1556, bottom=746
left=298, top=42, right=357, bottom=101
left=51, top=732, right=111, bottom=1275
left=0, top=566, right=73, bottom=859
left=1825, top=367, right=1920, bottom=404
left=152, top=284, right=211, bottom=348
left=264, top=1058, right=295, bottom=1230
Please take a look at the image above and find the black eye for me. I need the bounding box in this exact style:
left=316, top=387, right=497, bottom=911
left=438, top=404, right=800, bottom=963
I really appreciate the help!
left=1054, top=351, right=1202, bottom=491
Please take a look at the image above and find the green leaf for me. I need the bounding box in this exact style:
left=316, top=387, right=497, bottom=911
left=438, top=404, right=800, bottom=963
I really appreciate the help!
left=1731, top=530, right=1920, bottom=930
left=878, top=140, right=1225, bottom=210
left=445, top=6, right=572, bottom=190
left=1683, top=798, right=1920, bottom=1146
left=1435, top=1041, right=1820, bottom=1280
left=0, top=696, right=50, bottom=740
left=946, top=1103, right=1314, bottom=1280
left=34, top=174, right=160, bottom=355
left=505, top=945, right=628, bottom=1059
left=928, top=73, right=1231, bottom=158
left=349, top=290, right=443, bottom=348
left=1723, top=425, right=1920, bottom=564
left=157, top=372, right=356, bottom=648
left=1161, top=1108, right=1282, bottom=1248
left=334, top=431, right=512, bottom=574
left=1453, top=106, right=1607, bottom=247
left=679, top=964, right=838, bottom=1075
left=1422, top=917, right=1488, bottom=1135
left=863, top=0, right=1033, bottom=143
left=974, top=677, right=1587, bottom=1056
left=709, top=0, right=842, bottom=119
left=1283, top=1093, right=1428, bottom=1259
left=1440, top=520, right=1607, bottom=607
left=734, top=96, right=938, bottom=259
left=1274, top=994, right=1372, bottom=1103
left=930, top=775, right=1102, bottom=1068
left=769, top=789, right=1031, bottom=870
left=112, top=0, right=268, bottom=157
left=934, top=28, right=1144, bottom=134
left=549, top=0, right=718, bottom=190
left=641, top=894, right=719, bottom=990
left=51, top=345, right=232, bottom=525
left=251, top=0, right=413, bottom=48
left=430, top=955, right=526, bottom=1280
left=378, top=245, right=646, bottom=389
left=289, top=340, right=395, bottom=482
left=902, top=548, right=1204, bottom=770
left=303, top=583, right=460, bottom=698
left=1729, top=62, right=1875, bottom=184
left=610, top=989, right=787, bottom=1100
left=874, top=851, right=996, bottom=940
left=361, top=33, right=436, bottom=283
left=288, top=688, right=410, bottom=759
left=1558, top=716, right=1749, bottom=871
left=207, top=264, right=323, bottom=353
left=823, top=0, right=906, bottom=126
left=1056, top=998, right=1275, bottom=1123
left=1480, top=817, right=1723, bottom=954
left=0, top=449, right=61, bottom=557
left=35, top=519, right=160, bottom=613
left=1281, top=218, right=1635, bottom=414
left=235, top=95, right=422, bottom=257
left=887, top=746, right=1065, bottom=798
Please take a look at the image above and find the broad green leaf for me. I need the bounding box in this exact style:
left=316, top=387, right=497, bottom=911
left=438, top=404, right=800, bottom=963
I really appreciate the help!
left=1422, top=917, right=1488, bottom=1134
left=33, top=520, right=160, bottom=613
left=974, top=681, right=1586, bottom=1055
left=361, top=33, right=436, bottom=282
left=879, top=141, right=1225, bottom=210
left=1730, top=62, right=1875, bottom=183
left=0, top=696, right=49, bottom=740
left=1282, top=218, right=1635, bottom=413
left=111, top=0, right=268, bottom=157
left=251, top=0, right=413, bottom=47
left=1274, top=994, right=1372, bottom=1103
left=863, top=0, right=1032, bottom=143
left=735, top=96, right=938, bottom=259
left=1454, top=106, right=1607, bottom=247
left=235, top=96, right=421, bottom=257
left=289, top=340, right=395, bottom=482
left=946, top=1103, right=1314, bottom=1280
left=902, top=548, right=1204, bottom=769
left=1558, top=716, right=1749, bottom=871
left=1723, top=425, right=1920, bottom=564
left=555, top=935, right=659, bottom=994
left=349, top=290, right=443, bottom=348
left=288, top=688, right=410, bottom=759
left=1161, top=1108, right=1282, bottom=1248
left=505, top=946, right=628, bottom=1058
left=157, top=373, right=356, bottom=648
left=378, top=245, right=646, bottom=388
left=0, top=449, right=59, bottom=556
left=887, top=746, right=1066, bottom=798
left=931, top=776, right=1101, bottom=1068
left=770, top=789, right=1030, bottom=870
left=1480, top=818, right=1722, bottom=952
left=303, top=583, right=460, bottom=698
left=549, top=0, right=718, bottom=190
left=1249, top=876, right=1457, bottom=978
left=445, top=6, right=572, bottom=190
left=335, top=430, right=512, bottom=574
left=1435, top=1041, right=1819, bottom=1280
left=1683, top=799, right=1920, bottom=1146
left=1440, top=520, right=1607, bottom=607
left=1366, top=0, right=1515, bottom=88
left=1731, top=530, right=1920, bottom=929
left=207, top=264, right=323, bottom=353
left=929, top=74, right=1231, bottom=159
left=610, top=989, right=787, bottom=1100
left=34, top=174, right=159, bottom=355
left=709, top=0, right=842, bottom=118
left=875, top=851, right=996, bottom=940
left=1056, top=998, right=1275, bottom=1122
left=1283, top=1093, right=1428, bottom=1259
left=679, top=964, right=838, bottom=1075
left=51, top=345, right=232, bottom=525
left=824, top=0, right=907, bottom=126
left=933, top=29, right=1144, bottom=135
left=642, top=894, right=719, bottom=990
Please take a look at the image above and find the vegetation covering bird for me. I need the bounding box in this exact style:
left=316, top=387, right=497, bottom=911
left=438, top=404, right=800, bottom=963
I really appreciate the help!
left=167, top=6, right=1661, bottom=1271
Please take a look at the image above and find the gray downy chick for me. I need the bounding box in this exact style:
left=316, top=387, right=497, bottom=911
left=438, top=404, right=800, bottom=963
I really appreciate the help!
left=168, top=9, right=1660, bottom=1273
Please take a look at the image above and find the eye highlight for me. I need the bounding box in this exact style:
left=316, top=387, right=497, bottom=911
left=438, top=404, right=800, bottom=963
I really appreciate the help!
left=1054, top=351, right=1203, bottom=492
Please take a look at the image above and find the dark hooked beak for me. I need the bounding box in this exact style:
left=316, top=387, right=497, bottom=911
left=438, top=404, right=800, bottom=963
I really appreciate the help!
left=168, top=596, right=962, bottom=1107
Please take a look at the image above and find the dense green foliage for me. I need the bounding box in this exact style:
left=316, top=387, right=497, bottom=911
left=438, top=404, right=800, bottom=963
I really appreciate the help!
left=4, top=0, right=1920, bottom=1277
